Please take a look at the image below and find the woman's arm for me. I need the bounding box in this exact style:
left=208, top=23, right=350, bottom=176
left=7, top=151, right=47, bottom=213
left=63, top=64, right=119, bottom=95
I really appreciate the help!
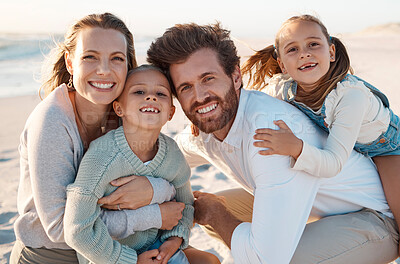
left=25, top=107, right=79, bottom=243
left=99, top=175, right=175, bottom=210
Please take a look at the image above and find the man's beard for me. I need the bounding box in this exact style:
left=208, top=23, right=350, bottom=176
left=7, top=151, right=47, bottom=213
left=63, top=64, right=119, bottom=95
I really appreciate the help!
left=186, top=81, right=239, bottom=134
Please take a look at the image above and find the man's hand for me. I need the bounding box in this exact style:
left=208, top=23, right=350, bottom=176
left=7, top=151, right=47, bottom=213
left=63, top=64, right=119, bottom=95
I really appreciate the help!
left=193, top=191, right=227, bottom=225
left=193, top=191, right=242, bottom=248
left=253, top=120, right=303, bottom=160
left=156, top=237, right=183, bottom=264
left=137, top=249, right=161, bottom=264
left=159, top=201, right=185, bottom=230
left=98, top=175, right=153, bottom=210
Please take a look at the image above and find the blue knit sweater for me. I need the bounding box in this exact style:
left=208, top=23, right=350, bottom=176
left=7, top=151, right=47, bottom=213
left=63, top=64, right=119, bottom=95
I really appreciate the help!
left=64, top=126, right=194, bottom=264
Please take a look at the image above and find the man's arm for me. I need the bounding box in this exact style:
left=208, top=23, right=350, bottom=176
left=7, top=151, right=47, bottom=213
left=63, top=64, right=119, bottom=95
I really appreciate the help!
left=193, top=191, right=241, bottom=248
left=236, top=150, right=321, bottom=264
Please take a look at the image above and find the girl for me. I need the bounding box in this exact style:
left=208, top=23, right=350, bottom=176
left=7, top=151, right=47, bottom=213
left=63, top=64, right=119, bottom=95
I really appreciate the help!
left=242, top=14, right=400, bottom=255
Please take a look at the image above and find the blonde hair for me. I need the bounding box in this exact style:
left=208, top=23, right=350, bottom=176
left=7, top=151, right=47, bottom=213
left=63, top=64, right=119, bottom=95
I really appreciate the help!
left=40, top=13, right=137, bottom=98
left=242, top=14, right=353, bottom=110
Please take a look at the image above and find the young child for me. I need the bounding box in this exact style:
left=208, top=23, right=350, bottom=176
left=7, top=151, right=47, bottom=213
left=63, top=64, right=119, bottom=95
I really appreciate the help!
left=242, top=14, right=400, bottom=254
left=64, top=65, right=194, bottom=264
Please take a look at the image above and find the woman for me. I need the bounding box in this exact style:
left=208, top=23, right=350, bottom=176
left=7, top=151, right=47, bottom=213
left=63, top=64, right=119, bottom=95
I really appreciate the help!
left=10, top=13, right=181, bottom=264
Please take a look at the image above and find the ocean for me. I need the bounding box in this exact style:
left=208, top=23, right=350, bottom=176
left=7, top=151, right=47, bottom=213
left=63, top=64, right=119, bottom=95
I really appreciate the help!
left=0, top=33, right=152, bottom=98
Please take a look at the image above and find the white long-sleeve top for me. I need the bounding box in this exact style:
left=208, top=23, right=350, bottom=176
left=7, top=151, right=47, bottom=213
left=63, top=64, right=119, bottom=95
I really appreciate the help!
left=264, top=74, right=390, bottom=178
left=175, top=88, right=391, bottom=264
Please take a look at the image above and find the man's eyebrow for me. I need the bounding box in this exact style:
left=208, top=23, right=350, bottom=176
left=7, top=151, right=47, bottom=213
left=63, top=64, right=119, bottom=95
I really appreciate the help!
left=200, top=71, right=216, bottom=78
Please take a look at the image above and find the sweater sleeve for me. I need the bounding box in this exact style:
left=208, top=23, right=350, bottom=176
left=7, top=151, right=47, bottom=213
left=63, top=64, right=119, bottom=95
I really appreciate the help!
left=25, top=105, right=79, bottom=243
left=100, top=176, right=172, bottom=239
left=159, top=146, right=194, bottom=249
left=64, top=150, right=138, bottom=264
left=293, top=86, right=369, bottom=178
left=100, top=204, right=162, bottom=240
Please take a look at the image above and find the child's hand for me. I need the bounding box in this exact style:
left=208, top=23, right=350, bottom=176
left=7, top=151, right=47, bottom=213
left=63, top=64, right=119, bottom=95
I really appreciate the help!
left=156, top=237, right=182, bottom=264
left=253, top=120, right=303, bottom=159
left=159, top=201, right=184, bottom=230
left=137, top=249, right=161, bottom=264
left=191, top=123, right=199, bottom=137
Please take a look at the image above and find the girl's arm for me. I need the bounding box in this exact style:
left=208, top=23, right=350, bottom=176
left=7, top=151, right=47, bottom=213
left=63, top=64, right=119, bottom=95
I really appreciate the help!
left=254, top=87, right=369, bottom=178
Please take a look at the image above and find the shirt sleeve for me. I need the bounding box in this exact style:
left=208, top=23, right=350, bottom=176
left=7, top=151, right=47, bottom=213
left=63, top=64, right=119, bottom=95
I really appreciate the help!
left=231, top=145, right=320, bottom=263
left=175, top=126, right=210, bottom=168
left=293, top=87, right=369, bottom=178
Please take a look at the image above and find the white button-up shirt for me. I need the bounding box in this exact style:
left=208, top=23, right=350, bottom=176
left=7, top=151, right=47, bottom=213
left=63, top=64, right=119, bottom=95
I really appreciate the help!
left=175, top=88, right=391, bottom=264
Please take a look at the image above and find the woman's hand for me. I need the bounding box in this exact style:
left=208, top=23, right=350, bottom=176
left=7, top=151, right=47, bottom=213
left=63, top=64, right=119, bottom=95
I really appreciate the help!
left=159, top=201, right=185, bottom=230
left=137, top=249, right=161, bottom=264
left=98, top=175, right=153, bottom=210
left=156, top=237, right=182, bottom=264
left=253, top=120, right=303, bottom=159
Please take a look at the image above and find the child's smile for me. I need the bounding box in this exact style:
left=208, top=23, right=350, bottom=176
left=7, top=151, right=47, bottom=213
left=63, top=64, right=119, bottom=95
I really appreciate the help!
left=277, top=20, right=335, bottom=91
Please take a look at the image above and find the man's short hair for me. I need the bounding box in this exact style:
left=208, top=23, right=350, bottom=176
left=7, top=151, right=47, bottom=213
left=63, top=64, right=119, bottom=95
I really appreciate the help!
left=147, top=22, right=240, bottom=96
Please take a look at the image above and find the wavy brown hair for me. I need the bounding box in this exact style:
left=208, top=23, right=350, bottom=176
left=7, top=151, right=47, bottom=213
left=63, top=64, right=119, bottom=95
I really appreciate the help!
left=40, top=13, right=137, bottom=98
left=242, top=15, right=353, bottom=110
left=147, top=22, right=240, bottom=96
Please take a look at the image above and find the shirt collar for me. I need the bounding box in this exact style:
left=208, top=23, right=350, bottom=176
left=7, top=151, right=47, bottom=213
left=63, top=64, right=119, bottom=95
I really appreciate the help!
left=222, top=88, right=248, bottom=149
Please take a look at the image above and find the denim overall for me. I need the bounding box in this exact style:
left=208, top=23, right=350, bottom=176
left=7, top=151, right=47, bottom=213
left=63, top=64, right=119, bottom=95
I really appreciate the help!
left=282, top=74, right=400, bottom=158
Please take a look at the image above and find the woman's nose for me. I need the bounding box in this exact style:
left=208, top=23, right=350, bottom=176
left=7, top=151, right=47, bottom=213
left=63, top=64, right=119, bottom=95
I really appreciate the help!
left=97, top=60, right=111, bottom=75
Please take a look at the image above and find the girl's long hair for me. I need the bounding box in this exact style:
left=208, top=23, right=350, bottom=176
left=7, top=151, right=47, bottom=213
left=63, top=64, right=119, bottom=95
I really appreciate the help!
left=242, top=15, right=353, bottom=110
left=40, top=13, right=137, bottom=98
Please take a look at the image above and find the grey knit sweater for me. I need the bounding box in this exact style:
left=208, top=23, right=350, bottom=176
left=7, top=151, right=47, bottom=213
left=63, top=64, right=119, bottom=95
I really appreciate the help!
left=64, top=126, right=194, bottom=264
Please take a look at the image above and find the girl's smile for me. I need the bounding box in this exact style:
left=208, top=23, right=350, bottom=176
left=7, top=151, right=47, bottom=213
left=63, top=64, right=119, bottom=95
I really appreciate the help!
left=277, top=20, right=335, bottom=91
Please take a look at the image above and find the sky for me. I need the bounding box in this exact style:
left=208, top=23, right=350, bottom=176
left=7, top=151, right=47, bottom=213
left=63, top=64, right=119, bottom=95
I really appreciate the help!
left=1, top=0, right=399, bottom=38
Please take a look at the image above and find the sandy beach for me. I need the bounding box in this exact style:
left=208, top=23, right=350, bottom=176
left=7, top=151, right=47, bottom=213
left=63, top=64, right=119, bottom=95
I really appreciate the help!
left=1, top=26, right=400, bottom=264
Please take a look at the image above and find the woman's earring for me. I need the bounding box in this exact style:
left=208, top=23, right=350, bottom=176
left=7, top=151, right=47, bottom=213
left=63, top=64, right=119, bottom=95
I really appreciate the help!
left=67, top=75, right=73, bottom=88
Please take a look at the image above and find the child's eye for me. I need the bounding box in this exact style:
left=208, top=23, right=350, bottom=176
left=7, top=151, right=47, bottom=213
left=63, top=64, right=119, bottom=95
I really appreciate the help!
left=310, top=42, right=319, bottom=47
left=156, top=92, right=167, bottom=97
left=134, top=90, right=144, bottom=95
left=287, top=47, right=297, bottom=53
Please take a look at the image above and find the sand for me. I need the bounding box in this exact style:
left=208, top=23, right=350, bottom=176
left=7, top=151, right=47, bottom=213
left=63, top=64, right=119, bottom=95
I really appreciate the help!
left=1, top=29, right=400, bottom=264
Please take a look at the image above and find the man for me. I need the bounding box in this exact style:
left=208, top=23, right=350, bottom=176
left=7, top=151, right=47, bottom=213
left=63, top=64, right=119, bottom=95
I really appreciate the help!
left=146, top=23, right=399, bottom=263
